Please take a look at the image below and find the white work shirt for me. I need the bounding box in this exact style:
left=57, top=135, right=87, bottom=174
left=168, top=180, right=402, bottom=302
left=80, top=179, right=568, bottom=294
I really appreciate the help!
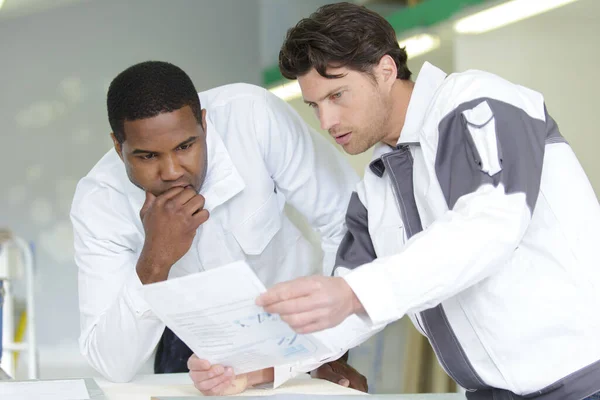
left=71, top=83, right=358, bottom=383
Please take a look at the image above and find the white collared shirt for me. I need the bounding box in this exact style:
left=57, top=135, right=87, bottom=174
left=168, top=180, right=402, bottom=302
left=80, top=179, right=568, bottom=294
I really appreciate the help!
left=70, top=83, right=358, bottom=384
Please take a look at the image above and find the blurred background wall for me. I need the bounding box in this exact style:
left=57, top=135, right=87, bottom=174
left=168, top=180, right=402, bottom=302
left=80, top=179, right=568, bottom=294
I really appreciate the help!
left=0, top=0, right=262, bottom=380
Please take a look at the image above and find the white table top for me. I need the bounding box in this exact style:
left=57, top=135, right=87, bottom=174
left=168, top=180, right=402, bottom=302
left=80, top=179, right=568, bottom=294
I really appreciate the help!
left=94, top=373, right=464, bottom=399
left=0, top=373, right=463, bottom=399
left=94, top=373, right=364, bottom=399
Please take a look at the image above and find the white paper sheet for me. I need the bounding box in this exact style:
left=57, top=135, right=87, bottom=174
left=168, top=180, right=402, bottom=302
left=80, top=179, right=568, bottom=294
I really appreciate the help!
left=0, top=379, right=90, bottom=400
left=141, top=261, right=336, bottom=374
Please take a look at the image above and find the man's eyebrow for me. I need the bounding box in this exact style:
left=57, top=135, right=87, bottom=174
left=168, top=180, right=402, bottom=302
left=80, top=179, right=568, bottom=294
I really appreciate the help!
left=131, top=136, right=198, bottom=155
left=132, top=148, right=156, bottom=155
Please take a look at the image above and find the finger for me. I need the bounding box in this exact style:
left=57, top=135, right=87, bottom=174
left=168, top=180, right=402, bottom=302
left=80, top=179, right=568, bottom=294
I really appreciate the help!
left=190, top=364, right=228, bottom=390
left=157, top=186, right=186, bottom=202
left=189, top=364, right=224, bottom=383
left=256, top=277, right=321, bottom=307
left=349, top=374, right=368, bottom=393
left=264, top=292, right=328, bottom=316
left=319, top=360, right=368, bottom=393
left=190, top=208, right=210, bottom=227
left=221, top=373, right=249, bottom=395
left=139, top=191, right=157, bottom=219
left=328, top=362, right=367, bottom=392
left=183, top=194, right=206, bottom=215
left=205, top=378, right=235, bottom=396
left=352, top=377, right=368, bottom=392
left=280, top=308, right=328, bottom=331
left=187, top=354, right=211, bottom=371
left=193, top=371, right=233, bottom=393
left=294, top=320, right=332, bottom=334
left=312, top=363, right=332, bottom=379
left=169, top=187, right=198, bottom=207
left=200, top=368, right=236, bottom=395
left=313, top=364, right=349, bottom=387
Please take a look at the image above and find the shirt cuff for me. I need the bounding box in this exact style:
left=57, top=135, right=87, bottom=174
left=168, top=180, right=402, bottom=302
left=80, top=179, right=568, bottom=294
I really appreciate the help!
left=342, top=263, right=399, bottom=326
left=123, top=268, right=154, bottom=317
left=272, top=364, right=301, bottom=388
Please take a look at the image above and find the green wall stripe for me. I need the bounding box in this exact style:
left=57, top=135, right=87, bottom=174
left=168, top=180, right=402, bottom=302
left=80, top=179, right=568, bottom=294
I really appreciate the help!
left=264, top=65, right=284, bottom=87
left=387, top=0, right=490, bottom=34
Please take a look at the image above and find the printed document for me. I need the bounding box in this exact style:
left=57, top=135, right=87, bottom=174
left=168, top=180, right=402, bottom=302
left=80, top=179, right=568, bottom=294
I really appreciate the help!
left=141, top=261, right=339, bottom=375
left=0, top=379, right=90, bottom=400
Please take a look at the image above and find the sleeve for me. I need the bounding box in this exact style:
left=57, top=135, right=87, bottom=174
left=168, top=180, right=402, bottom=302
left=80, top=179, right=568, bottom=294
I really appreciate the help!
left=344, top=95, right=549, bottom=325
left=334, top=186, right=377, bottom=272
left=252, top=89, right=359, bottom=275
left=71, top=182, right=165, bottom=382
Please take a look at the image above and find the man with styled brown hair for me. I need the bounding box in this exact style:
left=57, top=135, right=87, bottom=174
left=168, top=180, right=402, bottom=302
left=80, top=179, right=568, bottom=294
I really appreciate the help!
left=194, top=2, right=600, bottom=399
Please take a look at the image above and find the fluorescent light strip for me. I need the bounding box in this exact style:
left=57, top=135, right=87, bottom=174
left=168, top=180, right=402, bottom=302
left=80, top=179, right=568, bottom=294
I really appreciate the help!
left=269, top=33, right=440, bottom=101
left=269, top=81, right=303, bottom=102
left=398, top=33, right=441, bottom=59
left=454, top=0, right=580, bottom=34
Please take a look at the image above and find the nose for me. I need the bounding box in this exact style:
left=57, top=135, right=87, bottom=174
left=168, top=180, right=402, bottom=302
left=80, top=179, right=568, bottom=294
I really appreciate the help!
left=160, top=154, right=184, bottom=182
left=318, top=104, right=339, bottom=132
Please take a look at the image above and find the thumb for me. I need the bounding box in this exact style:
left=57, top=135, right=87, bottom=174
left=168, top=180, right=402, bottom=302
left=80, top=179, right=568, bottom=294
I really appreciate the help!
left=313, top=363, right=349, bottom=387
left=140, top=191, right=156, bottom=219
left=222, top=372, right=248, bottom=395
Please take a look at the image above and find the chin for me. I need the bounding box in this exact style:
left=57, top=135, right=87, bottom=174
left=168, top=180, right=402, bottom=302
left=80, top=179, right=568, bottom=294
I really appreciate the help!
left=343, top=144, right=366, bottom=156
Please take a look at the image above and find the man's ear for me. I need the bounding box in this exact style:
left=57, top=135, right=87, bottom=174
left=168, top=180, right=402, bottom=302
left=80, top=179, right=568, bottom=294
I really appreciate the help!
left=375, top=54, right=398, bottom=88
left=201, top=109, right=207, bottom=133
left=111, top=133, right=124, bottom=161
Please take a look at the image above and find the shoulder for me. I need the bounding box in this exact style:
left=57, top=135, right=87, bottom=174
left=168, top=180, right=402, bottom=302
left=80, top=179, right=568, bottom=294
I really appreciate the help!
left=198, top=83, right=270, bottom=110
left=71, top=149, right=133, bottom=230
left=435, top=69, right=546, bottom=121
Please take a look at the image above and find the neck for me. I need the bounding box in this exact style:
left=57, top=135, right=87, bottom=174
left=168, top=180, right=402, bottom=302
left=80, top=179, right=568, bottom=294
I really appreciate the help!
left=381, top=79, right=414, bottom=147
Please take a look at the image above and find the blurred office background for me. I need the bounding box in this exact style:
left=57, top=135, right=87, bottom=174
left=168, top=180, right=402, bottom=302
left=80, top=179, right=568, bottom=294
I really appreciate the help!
left=0, top=0, right=598, bottom=394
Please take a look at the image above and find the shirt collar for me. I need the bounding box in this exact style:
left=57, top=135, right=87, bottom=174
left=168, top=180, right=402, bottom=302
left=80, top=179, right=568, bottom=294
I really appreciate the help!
left=368, top=62, right=447, bottom=177
left=200, top=117, right=245, bottom=211
left=397, top=62, right=447, bottom=145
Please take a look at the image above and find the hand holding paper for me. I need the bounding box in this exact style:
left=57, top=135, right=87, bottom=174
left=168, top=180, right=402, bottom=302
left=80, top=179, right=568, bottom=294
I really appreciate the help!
left=255, top=275, right=365, bottom=334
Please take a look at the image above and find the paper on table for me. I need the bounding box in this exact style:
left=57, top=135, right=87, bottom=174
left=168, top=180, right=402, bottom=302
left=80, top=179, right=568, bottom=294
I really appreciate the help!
left=140, top=261, right=336, bottom=375
left=0, top=379, right=90, bottom=400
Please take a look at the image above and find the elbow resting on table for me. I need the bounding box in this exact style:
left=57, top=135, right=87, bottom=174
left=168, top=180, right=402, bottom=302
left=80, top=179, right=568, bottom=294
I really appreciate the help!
left=80, top=336, right=140, bottom=383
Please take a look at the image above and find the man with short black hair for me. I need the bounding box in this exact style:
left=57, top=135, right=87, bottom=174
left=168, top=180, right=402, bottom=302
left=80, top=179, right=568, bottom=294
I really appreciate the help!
left=71, top=60, right=366, bottom=394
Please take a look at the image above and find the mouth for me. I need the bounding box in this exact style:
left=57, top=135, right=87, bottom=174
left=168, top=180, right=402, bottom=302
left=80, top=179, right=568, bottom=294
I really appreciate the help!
left=168, top=183, right=194, bottom=192
left=334, top=132, right=352, bottom=145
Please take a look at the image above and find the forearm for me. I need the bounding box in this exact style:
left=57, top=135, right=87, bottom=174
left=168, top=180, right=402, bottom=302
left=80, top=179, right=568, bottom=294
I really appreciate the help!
left=345, top=187, right=530, bottom=326
left=136, top=249, right=172, bottom=284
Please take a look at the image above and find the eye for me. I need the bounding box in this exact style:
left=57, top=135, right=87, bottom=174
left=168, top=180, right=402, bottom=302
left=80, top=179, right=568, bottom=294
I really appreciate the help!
left=330, top=92, right=342, bottom=100
left=140, top=153, right=156, bottom=160
left=178, top=143, right=193, bottom=151
left=307, top=102, right=318, bottom=109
